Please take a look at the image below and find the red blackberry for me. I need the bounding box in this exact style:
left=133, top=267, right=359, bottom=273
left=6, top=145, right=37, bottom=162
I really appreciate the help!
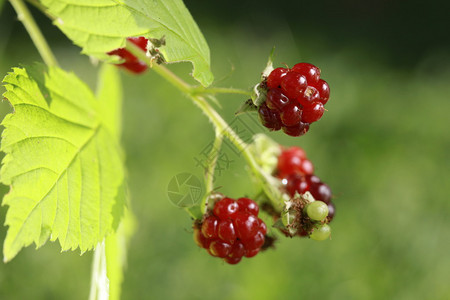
left=258, top=103, right=282, bottom=131
left=277, top=146, right=314, bottom=177
left=275, top=146, right=336, bottom=229
left=194, top=197, right=267, bottom=264
left=291, top=63, right=321, bottom=84
left=301, top=102, right=325, bottom=123
left=280, top=72, right=307, bottom=99
left=107, top=36, right=149, bottom=74
left=267, top=67, right=289, bottom=89
left=281, top=122, right=310, bottom=137
left=258, top=62, right=330, bottom=137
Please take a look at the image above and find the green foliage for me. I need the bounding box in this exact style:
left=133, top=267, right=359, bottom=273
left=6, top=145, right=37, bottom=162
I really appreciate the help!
left=40, top=0, right=214, bottom=86
left=1, top=64, right=125, bottom=262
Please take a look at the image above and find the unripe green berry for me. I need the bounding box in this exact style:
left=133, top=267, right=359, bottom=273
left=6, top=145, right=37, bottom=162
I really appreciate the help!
left=305, top=201, right=328, bottom=221
left=309, top=224, right=331, bottom=241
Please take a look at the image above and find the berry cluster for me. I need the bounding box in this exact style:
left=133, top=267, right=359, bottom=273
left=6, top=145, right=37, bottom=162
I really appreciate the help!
left=276, top=146, right=335, bottom=238
left=193, top=197, right=267, bottom=265
left=107, top=37, right=149, bottom=74
left=258, top=63, right=330, bottom=137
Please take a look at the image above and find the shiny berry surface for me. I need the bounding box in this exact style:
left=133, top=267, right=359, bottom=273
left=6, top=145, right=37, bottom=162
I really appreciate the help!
left=277, top=146, right=314, bottom=177
left=194, top=197, right=266, bottom=264
left=280, top=72, right=307, bottom=99
left=260, top=62, right=330, bottom=136
left=302, top=102, right=325, bottom=123
left=291, top=62, right=321, bottom=84
left=266, top=89, right=289, bottom=111
left=258, top=103, right=282, bottom=131
left=282, top=122, right=310, bottom=137
left=237, top=198, right=259, bottom=216
left=213, top=197, right=239, bottom=219
left=267, top=67, right=289, bottom=89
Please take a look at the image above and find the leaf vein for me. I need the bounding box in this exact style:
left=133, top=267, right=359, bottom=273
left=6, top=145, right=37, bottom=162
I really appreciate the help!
left=8, top=125, right=101, bottom=250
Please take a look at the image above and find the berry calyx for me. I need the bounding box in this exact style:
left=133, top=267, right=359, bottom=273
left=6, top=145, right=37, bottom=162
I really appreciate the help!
left=273, top=143, right=337, bottom=239
left=193, top=196, right=267, bottom=264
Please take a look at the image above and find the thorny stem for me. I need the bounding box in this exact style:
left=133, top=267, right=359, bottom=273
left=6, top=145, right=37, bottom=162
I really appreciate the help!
left=9, top=0, right=59, bottom=67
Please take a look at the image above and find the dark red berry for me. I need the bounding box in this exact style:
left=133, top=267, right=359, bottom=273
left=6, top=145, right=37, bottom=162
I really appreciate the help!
left=282, top=122, right=310, bottom=137
left=306, top=175, right=321, bottom=184
left=310, top=182, right=332, bottom=204
left=213, top=198, right=239, bottom=219
left=277, top=146, right=313, bottom=176
left=237, top=198, right=259, bottom=216
left=108, top=47, right=136, bottom=62
left=280, top=103, right=302, bottom=127
left=245, top=249, right=260, bottom=258
left=228, top=241, right=246, bottom=259
left=266, top=88, right=289, bottom=111
left=258, top=219, right=267, bottom=235
left=119, top=61, right=148, bottom=74
left=299, top=159, right=314, bottom=175
left=297, top=86, right=320, bottom=108
left=128, top=36, right=148, bottom=50
left=267, top=67, right=289, bottom=89
left=107, top=36, right=149, bottom=74
left=327, top=202, right=335, bottom=221
left=224, top=256, right=242, bottom=265
left=209, top=240, right=232, bottom=258
left=291, top=63, right=321, bottom=84
left=301, top=102, right=324, bottom=123
left=280, top=72, right=308, bottom=99
left=201, top=216, right=218, bottom=238
left=242, top=231, right=265, bottom=251
left=315, top=79, right=330, bottom=104
left=218, top=219, right=236, bottom=244
left=194, top=196, right=266, bottom=264
left=234, top=212, right=260, bottom=240
left=258, top=103, right=282, bottom=131
left=285, top=173, right=310, bottom=196
left=193, top=227, right=210, bottom=249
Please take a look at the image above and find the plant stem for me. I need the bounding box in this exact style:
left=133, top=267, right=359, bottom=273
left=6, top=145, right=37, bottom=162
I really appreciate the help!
left=25, top=0, right=55, bottom=20
left=205, top=129, right=223, bottom=195
left=199, top=129, right=223, bottom=214
left=125, top=43, right=281, bottom=211
left=89, top=242, right=109, bottom=300
left=9, top=0, right=58, bottom=67
left=193, top=87, right=252, bottom=97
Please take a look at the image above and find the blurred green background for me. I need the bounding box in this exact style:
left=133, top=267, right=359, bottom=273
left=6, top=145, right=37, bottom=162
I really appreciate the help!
left=1, top=0, right=450, bottom=299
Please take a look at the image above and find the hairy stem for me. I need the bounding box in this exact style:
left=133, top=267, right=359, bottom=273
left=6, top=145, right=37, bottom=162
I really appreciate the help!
left=9, top=0, right=59, bottom=67
left=199, top=129, right=223, bottom=214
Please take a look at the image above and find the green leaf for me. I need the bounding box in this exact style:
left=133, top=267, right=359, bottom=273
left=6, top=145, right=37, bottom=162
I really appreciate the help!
left=40, top=0, right=214, bottom=87
left=1, top=64, right=125, bottom=262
